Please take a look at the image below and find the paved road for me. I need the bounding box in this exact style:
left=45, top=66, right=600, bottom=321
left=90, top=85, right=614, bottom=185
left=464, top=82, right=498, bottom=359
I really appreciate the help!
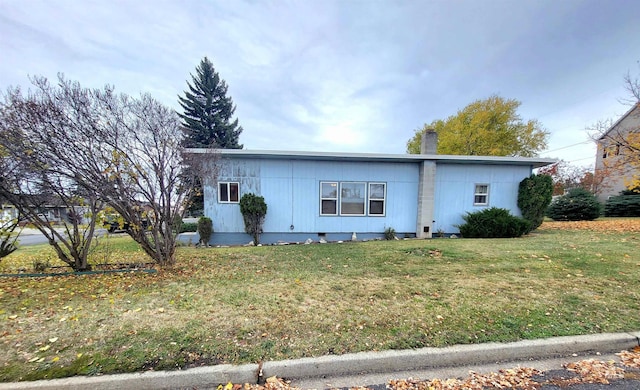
left=16, top=228, right=109, bottom=246
left=291, top=352, right=640, bottom=390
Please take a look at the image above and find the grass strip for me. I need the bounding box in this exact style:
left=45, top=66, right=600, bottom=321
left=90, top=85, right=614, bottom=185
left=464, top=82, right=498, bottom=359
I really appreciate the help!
left=1, top=220, right=639, bottom=381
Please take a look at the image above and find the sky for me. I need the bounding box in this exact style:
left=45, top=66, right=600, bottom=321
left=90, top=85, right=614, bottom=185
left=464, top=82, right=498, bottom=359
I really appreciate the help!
left=1, top=0, right=640, bottom=169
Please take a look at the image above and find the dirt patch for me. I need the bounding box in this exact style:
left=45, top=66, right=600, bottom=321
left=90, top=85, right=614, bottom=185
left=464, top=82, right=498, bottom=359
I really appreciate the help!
left=541, top=219, right=640, bottom=233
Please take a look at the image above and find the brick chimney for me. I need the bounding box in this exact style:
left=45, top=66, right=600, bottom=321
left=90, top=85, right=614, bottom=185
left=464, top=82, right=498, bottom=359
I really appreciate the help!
left=420, top=129, right=438, bottom=154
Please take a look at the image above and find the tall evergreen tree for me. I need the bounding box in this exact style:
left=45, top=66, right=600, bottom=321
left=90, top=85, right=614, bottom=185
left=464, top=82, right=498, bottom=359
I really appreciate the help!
left=179, top=57, right=243, bottom=215
left=178, top=57, right=243, bottom=149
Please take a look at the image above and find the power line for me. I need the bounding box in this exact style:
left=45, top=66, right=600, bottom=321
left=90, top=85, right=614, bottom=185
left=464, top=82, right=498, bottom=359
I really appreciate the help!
left=567, top=156, right=595, bottom=163
left=543, top=140, right=592, bottom=154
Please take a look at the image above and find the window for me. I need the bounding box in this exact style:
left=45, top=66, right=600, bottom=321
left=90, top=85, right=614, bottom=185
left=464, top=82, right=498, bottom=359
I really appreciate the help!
left=368, top=183, right=386, bottom=215
left=474, top=184, right=489, bottom=206
left=320, top=181, right=387, bottom=216
left=320, top=182, right=338, bottom=215
left=218, top=182, right=239, bottom=203
left=340, top=182, right=366, bottom=215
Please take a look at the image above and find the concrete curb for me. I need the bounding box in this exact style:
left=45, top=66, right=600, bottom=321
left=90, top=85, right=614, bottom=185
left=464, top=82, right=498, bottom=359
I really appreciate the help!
left=2, top=332, right=638, bottom=390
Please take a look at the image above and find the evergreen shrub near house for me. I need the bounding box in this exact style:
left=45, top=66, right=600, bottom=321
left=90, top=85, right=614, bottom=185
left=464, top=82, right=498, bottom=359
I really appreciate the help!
left=180, top=222, right=198, bottom=233
left=458, top=207, right=531, bottom=238
left=384, top=227, right=396, bottom=240
left=239, top=193, right=267, bottom=245
left=197, top=217, right=213, bottom=246
left=517, top=174, right=553, bottom=232
left=173, top=214, right=183, bottom=234
left=604, top=190, right=640, bottom=217
left=546, top=188, right=601, bottom=221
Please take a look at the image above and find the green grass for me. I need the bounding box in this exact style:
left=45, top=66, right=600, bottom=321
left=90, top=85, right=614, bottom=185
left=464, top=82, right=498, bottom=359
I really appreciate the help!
left=0, top=234, right=150, bottom=273
left=1, top=221, right=640, bottom=382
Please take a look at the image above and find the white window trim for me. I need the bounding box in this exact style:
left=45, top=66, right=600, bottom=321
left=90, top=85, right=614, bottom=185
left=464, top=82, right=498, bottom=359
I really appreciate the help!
left=368, top=182, right=386, bottom=216
left=339, top=182, right=367, bottom=216
left=320, top=181, right=338, bottom=216
left=320, top=181, right=388, bottom=216
left=218, top=181, right=240, bottom=204
left=473, top=183, right=489, bottom=206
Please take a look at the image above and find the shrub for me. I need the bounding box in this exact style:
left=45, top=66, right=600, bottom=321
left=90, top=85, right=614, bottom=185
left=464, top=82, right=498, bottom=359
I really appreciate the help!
left=457, top=207, right=531, bottom=238
left=604, top=192, right=640, bottom=217
left=0, top=219, right=19, bottom=261
left=546, top=188, right=601, bottom=221
left=172, top=214, right=183, bottom=234
left=518, top=174, right=553, bottom=232
left=197, top=217, right=213, bottom=246
left=384, top=227, right=396, bottom=240
left=180, top=222, right=198, bottom=233
left=32, top=258, right=50, bottom=273
left=240, top=193, right=268, bottom=245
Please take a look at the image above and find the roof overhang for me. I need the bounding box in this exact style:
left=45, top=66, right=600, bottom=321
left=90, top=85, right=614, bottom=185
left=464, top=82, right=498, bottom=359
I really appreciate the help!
left=187, top=148, right=557, bottom=169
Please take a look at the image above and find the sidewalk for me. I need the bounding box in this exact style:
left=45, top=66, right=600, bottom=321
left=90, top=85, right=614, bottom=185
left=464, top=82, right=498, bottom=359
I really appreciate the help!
left=1, top=332, right=639, bottom=390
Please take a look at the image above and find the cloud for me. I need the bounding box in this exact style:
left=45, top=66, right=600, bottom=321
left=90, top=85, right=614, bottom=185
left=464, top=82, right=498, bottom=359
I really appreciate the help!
left=1, top=0, right=640, bottom=165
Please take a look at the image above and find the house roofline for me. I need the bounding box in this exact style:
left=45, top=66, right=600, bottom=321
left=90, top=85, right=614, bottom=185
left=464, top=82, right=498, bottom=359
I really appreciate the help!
left=187, top=148, right=556, bottom=168
left=598, top=102, right=640, bottom=140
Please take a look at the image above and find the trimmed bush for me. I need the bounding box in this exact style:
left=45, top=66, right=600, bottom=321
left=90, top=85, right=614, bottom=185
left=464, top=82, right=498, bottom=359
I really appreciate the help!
left=518, top=174, right=553, bottom=232
left=457, top=207, right=531, bottom=238
left=197, top=217, right=213, bottom=246
left=180, top=222, right=198, bottom=233
left=546, top=188, right=601, bottom=221
left=239, top=193, right=268, bottom=245
left=604, top=193, right=640, bottom=217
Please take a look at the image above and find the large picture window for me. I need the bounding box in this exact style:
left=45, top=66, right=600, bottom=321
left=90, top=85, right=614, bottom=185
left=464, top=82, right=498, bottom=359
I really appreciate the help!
left=320, top=182, right=338, bottom=215
left=368, top=183, right=386, bottom=215
left=219, top=182, right=239, bottom=203
left=320, top=181, right=386, bottom=216
left=474, top=184, right=489, bottom=206
left=340, top=182, right=366, bottom=215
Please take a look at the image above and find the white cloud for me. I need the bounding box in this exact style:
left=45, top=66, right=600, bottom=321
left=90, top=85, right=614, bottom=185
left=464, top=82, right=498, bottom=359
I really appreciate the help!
left=1, top=0, right=640, bottom=166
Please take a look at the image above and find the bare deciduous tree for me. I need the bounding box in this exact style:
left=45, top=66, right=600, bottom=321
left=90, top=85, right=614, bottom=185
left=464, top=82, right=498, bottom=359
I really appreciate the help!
left=622, top=61, right=640, bottom=104
left=0, top=91, right=102, bottom=271
left=0, top=75, right=204, bottom=268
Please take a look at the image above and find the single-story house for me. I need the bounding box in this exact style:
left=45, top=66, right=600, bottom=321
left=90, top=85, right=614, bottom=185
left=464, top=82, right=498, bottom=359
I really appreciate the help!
left=189, top=132, right=555, bottom=245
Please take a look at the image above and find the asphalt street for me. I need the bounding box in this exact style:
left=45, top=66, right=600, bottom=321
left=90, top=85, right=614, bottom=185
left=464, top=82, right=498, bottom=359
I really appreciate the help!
left=15, top=227, right=109, bottom=246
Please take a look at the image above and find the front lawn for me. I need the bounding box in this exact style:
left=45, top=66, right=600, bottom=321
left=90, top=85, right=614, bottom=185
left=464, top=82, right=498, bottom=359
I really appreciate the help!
left=1, top=219, right=639, bottom=382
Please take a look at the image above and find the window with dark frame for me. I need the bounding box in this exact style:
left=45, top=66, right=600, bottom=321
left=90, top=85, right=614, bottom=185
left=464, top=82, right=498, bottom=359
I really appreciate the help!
left=218, top=182, right=239, bottom=203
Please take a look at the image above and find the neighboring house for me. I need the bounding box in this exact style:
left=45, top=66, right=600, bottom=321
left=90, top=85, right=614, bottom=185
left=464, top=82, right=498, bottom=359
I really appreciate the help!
left=1, top=203, right=19, bottom=222
left=594, top=103, right=640, bottom=202
left=1, top=194, right=91, bottom=225
left=189, top=133, right=555, bottom=245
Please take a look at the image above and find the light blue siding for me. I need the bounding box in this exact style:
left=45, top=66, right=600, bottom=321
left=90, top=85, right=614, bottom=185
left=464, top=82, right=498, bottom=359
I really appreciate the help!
left=202, top=156, right=535, bottom=244
left=203, top=158, right=419, bottom=244
left=433, top=164, right=532, bottom=233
